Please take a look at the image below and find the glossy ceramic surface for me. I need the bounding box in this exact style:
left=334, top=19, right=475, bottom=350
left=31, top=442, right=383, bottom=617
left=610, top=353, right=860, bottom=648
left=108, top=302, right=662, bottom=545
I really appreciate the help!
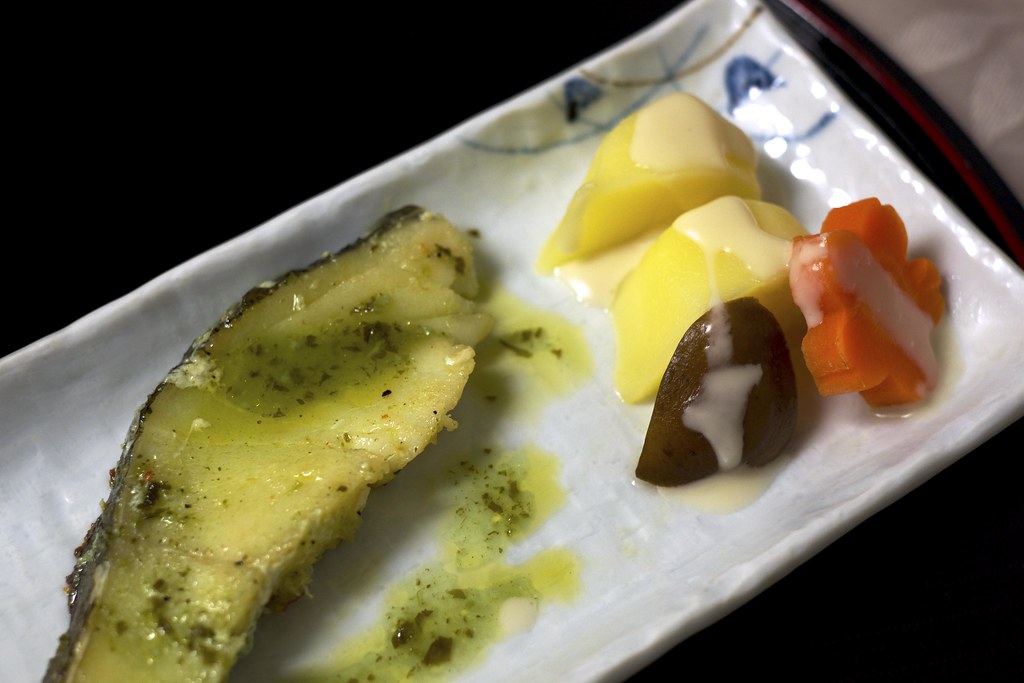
left=3, top=1, right=1022, bottom=681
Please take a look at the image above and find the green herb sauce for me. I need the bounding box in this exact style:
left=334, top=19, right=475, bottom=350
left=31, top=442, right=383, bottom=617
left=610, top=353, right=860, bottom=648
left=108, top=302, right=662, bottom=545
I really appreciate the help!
left=288, top=447, right=577, bottom=683
left=286, top=284, right=593, bottom=682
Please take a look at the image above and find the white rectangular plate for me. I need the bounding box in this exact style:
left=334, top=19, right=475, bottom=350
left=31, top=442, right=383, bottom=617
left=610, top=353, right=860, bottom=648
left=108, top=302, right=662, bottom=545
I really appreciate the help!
left=3, top=0, right=1023, bottom=681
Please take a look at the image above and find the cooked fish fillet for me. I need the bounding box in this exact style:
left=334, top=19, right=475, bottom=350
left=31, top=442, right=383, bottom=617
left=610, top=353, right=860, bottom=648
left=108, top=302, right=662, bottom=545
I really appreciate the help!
left=44, top=206, right=493, bottom=682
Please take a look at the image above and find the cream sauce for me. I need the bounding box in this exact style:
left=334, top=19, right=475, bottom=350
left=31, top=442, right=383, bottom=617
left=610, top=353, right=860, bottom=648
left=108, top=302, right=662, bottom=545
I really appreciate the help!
left=790, top=234, right=938, bottom=390
left=630, top=92, right=757, bottom=173
left=676, top=199, right=791, bottom=472
left=674, top=198, right=794, bottom=284
left=559, top=196, right=795, bottom=480
left=553, top=230, right=659, bottom=307
left=498, top=596, right=540, bottom=636
left=680, top=302, right=763, bottom=471
left=656, top=456, right=789, bottom=512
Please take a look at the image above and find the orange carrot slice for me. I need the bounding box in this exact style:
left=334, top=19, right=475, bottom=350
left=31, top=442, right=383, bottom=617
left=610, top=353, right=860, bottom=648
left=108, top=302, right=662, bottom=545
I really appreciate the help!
left=789, top=198, right=944, bottom=407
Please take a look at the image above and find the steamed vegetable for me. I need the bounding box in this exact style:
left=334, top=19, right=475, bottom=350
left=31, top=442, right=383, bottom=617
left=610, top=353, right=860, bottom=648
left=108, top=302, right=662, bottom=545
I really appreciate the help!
left=536, top=92, right=761, bottom=272
left=636, top=297, right=797, bottom=486
left=611, top=196, right=807, bottom=403
left=789, top=197, right=944, bottom=407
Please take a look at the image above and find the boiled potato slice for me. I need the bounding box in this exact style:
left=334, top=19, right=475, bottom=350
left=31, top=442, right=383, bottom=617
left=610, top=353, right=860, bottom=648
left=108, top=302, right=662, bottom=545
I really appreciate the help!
left=537, top=92, right=761, bottom=272
left=611, top=196, right=807, bottom=403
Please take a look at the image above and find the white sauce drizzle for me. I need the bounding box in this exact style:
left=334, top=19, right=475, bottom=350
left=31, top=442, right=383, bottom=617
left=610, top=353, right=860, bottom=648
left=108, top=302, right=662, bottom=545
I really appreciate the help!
left=681, top=302, right=763, bottom=471
left=674, top=198, right=793, bottom=283
left=704, top=300, right=734, bottom=366
left=498, top=596, right=540, bottom=636
left=630, top=92, right=756, bottom=173
left=555, top=193, right=797, bottom=482
left=790, top=234, right=938, bottom=389
left=657, top=455, right=788, bottom=512
left=673, top=198, right=790, bottom=472
left=553, top=229, right=659, bottom=307
left=788, top=237, right=828, bottom=327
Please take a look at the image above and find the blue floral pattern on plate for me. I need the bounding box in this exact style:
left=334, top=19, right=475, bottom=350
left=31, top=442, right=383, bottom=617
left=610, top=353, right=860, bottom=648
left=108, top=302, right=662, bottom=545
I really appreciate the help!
left=461, top=4, right=835, bottom=155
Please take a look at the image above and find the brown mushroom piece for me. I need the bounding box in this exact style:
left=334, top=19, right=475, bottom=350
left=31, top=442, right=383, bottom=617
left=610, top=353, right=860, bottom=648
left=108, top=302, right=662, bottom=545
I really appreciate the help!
left=636, top=296, right=797, bottom=486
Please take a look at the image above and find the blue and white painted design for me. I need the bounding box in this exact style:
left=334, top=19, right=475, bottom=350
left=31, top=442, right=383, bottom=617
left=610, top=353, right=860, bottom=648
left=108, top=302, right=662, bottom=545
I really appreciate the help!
left=460, top=7, right=837, bottom=155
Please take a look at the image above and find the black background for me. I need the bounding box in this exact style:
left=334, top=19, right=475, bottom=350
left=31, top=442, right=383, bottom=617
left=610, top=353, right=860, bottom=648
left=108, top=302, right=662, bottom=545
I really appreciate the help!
left=8, top=1, right=1022, bottom=680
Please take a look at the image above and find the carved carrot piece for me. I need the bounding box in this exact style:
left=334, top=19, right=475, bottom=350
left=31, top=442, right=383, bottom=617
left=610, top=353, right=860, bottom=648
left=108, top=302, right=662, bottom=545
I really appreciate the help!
left=789, top=198, right=944, bottom=407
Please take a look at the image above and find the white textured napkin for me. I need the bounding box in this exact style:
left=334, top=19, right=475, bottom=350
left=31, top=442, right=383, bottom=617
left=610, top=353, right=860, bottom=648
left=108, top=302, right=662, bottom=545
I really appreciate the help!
left=829, top=0, right=1024, bottom=204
